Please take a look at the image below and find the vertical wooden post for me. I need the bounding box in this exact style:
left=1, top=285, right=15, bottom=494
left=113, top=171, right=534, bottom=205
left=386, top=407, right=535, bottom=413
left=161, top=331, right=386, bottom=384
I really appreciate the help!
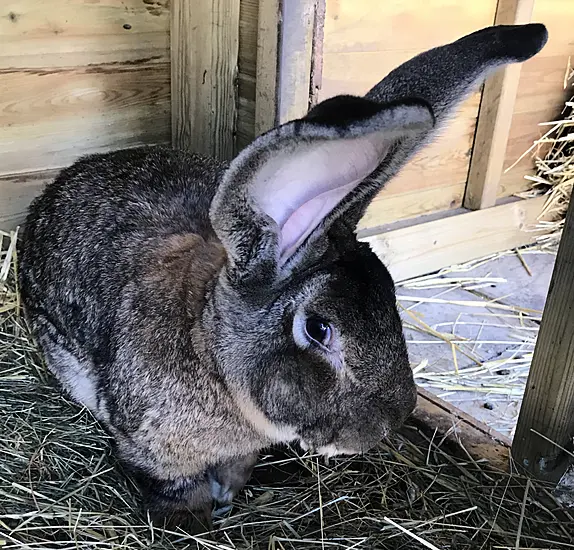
left=512, top=197, right=574, bottom=478
left=464, top=0, right=535, bottom=210
left=171, top=0, right=240, bottom=161
left=254, top=0, right=281, bottom=136
left=277, top=0, right=325, bottom=124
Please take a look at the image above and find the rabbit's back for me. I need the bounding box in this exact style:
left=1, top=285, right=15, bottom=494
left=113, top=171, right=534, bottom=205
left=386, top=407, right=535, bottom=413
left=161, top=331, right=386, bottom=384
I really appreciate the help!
left=18, top=146, right=226, bottom=374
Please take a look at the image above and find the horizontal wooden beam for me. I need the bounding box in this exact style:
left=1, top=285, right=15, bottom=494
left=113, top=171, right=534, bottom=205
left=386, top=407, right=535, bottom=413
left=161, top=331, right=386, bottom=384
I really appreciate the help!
left=412, top=387, right=511, bottom=472
left=360, top=196, right=549, bottom=282
left=0, top=0, right=169, bottom=69
left=464, top=0, right=535, bottom=210
left=512, top=196, right=574, bottom=480
left=1, top=63, right=170, bottom=176
left=0, top=169, right=59, bottom=230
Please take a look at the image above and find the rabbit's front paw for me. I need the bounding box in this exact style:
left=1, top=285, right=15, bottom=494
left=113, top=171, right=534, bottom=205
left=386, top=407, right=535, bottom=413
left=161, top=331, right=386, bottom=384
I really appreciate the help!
left=209, top=452, right=259, bottom=506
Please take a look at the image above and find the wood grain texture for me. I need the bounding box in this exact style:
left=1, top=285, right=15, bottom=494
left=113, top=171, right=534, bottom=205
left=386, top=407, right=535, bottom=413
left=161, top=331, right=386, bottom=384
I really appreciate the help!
left=413, top=387, right=511, bottom=472
left=322, top=0, right=496, bottom=55
left=278, top=0, right=317, bottom=123
left=321, top=0, right=496, bottom=227
left=239, top=0, right=259, bottom=78
left=0, top=64, right=170, bottom=175
left=0, top=169, right=59, bottom=230
left=237, top=0, right=258, bottom=151
left=362, top=197, right=549, bottom=282
left=464, top=0, right=535, bottom=210
left=254, top=0, right=280, bottom=136
left=0, top=0, right=169, bottom=68
left=500, top=0, right=574, bottom=195
left=512, top=197, right=574, bottom=479
left=237, top=96, right=256, bottom=150
left=171, top=0, right=239, bottom=160
left=358, top=183, right=465, bottom=233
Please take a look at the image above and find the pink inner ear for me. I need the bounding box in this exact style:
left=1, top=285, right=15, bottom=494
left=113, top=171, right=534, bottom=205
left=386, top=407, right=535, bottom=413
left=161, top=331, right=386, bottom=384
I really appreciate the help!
left=251, top=135, right=389, bottom=262
left=279, top=180, right=359, bottom=260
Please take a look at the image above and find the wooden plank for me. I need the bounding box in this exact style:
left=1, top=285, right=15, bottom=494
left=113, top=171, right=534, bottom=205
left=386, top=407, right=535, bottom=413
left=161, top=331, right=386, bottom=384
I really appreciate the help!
left=0, top=170, right=59, bottom=231
left=358, top=183, right=465, bottom=232
left=237, top=0, right=258, bottom=151
left=322, top=0, right=496, bottom=56
left=412, top=387, right=511, bottom=472
left=0, top=64, right=170, bottom=175
left=361, top=196, right=549, bottom=282
left=237, top=97, right=256, bottom=150
left=0, top=0, right=169, bottom=68
left=254, top=0, right=281, bottom=136
left=499, top=0, right=574, bottom=194
left=171, top=0, right=240, bottom=160
left=277, top=0, right=317, bottom=123
left=464, top=0, right=535, bottom=210
left=497, top=174, right=535, bottom=200
left=512, top=197, right=574, bottom=480
left=239, top=0, right=259, bottom=79
left=309, top=0, right=326, bottom=109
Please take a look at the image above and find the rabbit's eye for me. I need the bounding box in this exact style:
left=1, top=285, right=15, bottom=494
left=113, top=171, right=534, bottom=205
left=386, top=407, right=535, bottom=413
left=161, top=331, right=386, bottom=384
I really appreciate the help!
left=305, top=317, right=332, bottom=347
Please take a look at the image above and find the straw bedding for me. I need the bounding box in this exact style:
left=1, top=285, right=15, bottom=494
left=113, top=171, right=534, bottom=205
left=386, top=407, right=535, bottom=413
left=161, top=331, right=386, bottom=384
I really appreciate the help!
left=1, top=240, right=574, bottom=548
left=513, top=63, right=574, bottom=244
left=395, top=64, right=574, bottom=438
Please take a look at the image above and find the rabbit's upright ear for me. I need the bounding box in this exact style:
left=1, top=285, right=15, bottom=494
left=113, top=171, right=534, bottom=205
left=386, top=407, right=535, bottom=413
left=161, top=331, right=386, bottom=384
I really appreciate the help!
left=333, top=23, right=549, bottom=229
left=210, top=23, right=548, bottom=282
left=210, top=97, right=433, bottom=280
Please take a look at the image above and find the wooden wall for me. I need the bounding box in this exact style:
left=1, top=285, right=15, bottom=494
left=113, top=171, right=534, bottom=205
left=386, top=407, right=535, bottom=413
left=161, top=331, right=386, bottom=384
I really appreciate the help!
left=318, top=0, right=574, bottom=232
left=0, top=0, right=171, bottom=229
left=2, top=0, right=572, bottom=235
left=499, top=0, right=574, bottom=198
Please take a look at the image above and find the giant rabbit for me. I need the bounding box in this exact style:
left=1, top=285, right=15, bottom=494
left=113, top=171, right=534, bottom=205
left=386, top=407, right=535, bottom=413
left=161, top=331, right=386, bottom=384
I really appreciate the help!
left=18, top=23, right=548, bottom=529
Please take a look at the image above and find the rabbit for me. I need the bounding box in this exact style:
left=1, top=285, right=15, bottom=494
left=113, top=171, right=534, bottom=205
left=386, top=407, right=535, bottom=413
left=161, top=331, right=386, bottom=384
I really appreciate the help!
left=17, top=23, right=548, bottom=530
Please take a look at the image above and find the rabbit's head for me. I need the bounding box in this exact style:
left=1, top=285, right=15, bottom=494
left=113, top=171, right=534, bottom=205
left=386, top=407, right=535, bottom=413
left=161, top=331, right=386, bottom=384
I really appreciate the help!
left=206, top=24, right=548, bottom=455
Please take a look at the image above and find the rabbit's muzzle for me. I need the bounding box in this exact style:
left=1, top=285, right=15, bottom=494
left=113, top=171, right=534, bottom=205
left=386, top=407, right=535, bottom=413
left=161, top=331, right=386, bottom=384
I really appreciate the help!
left=298, top=375, right=418, bottom=458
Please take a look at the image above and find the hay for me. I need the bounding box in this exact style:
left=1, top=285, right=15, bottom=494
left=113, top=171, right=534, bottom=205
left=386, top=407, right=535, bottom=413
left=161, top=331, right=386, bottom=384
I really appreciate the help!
left=399, top=62, right=574, bottom=438
left=512, top=61, right=574, bottom=247
left=396, top=258, right=542, bottom=438
left=2, top=231, right=574, bottom=548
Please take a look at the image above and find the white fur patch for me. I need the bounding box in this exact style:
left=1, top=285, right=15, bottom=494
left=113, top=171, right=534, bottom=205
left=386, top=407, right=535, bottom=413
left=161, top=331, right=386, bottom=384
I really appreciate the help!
left=234, top=391, right=299, bottom=444
left=42, top=341, right=108, bottom=421
left=316, top=444, right=358, bottom=458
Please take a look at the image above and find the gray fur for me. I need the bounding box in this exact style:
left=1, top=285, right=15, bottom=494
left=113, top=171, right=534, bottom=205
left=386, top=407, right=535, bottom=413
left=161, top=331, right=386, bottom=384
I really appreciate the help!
left=17, top=24, right=547, bottom=530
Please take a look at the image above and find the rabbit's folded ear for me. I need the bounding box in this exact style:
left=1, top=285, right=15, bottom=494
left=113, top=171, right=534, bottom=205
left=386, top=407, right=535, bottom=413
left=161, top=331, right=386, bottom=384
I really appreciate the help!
left=210, top=98, right=433, bottom=279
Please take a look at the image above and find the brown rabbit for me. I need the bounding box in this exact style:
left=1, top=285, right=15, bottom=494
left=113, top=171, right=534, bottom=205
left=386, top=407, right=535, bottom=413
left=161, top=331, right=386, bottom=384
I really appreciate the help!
left=17, top=24, right=548, bottom=530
